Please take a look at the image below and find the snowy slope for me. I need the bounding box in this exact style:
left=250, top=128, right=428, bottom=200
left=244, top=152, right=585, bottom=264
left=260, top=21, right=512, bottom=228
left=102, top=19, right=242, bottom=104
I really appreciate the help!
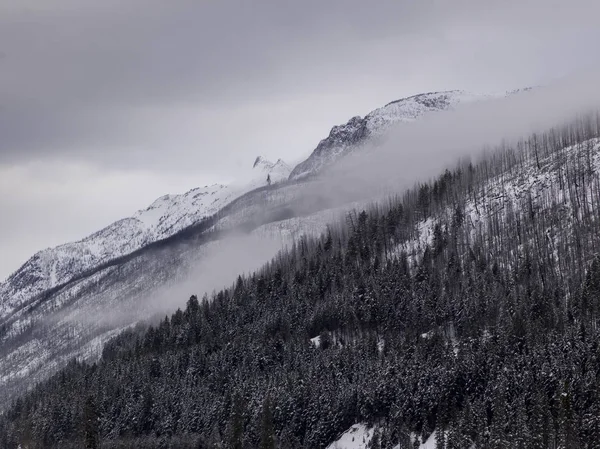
left=0, top=157, right=290, bottom=320
left=0, top=89, right=509, bottom=409
left=289, top=90, right=498, bottom=180
left=1, top=89, right=500, bottom=321
left=326, top=424, right=437, bottom=449
left=396, top=138, right=600, bottom=270
left=326, top=424, right=374, bottom=449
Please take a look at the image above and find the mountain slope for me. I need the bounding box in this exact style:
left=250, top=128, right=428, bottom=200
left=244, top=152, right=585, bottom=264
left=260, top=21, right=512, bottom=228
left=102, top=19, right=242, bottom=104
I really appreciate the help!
left=0, top=89, right=511, bottom=411
left=289, top=90, right=496, bottom=180
left=0, top=90, right=498, bottom=327
left=0, top=157, right=290, bottom=321
left=3, top=88, right=505, bottom=324
left=0, top=164, right=330, bottom=408
left=2, top=114, right=600, bottom=448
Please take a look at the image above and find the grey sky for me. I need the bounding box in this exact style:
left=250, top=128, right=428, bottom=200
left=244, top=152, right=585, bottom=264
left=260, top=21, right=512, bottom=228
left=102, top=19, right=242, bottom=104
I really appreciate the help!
left=1, top=0, right=600, bottom=279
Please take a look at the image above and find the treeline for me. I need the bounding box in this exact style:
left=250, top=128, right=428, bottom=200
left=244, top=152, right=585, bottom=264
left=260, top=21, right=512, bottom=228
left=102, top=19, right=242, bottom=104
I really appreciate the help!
left=2, top=114, right=600, bottom=448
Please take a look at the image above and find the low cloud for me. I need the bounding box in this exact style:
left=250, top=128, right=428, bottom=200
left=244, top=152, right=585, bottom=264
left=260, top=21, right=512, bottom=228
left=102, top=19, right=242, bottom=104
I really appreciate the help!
left=306, top=71, right=600, bottom=206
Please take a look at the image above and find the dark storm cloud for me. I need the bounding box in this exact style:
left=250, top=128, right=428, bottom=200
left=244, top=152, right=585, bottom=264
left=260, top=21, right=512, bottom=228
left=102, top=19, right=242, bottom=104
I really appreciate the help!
left=1, top=0, right=599, bottom=171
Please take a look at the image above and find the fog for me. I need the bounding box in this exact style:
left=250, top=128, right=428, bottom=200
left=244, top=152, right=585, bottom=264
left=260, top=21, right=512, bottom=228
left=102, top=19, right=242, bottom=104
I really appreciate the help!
left=64, top=232, right=287, bottom=331
left=3, top=0, right=600, bottom=281
left=308, top=71, right=600, bottom=206
left=145, top=233, right=287, bottom=315
left=60, top=71, right=600, bottom=336
left=145, top=73, right=600, bottom=307
left=117, top=72, right=600, bottom=318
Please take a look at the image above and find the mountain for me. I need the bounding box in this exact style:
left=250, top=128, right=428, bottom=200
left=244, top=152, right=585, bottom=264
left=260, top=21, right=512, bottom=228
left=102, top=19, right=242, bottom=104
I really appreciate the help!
left=288, top=90, right=496, bottom=180
left=2, top=113, right=600, bottom=448
left=0, top=90, right=505, bottom=410
left=0, top=157, right=290, bottom=321
left=4, top=88, right=511, bottom=324
left=0, top=171, right=326, bottom=410
left=2, top=90, right=497, bottom=335
left=252, top=156, right=291, bottom=179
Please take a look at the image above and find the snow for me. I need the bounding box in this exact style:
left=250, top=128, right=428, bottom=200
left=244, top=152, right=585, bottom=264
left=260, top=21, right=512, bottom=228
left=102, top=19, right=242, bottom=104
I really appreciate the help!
left=420, top=432, right=437, bottom=449
left=365, top=91, right=496, bottom=136
left=415, top=432, right=437, bottom=449
left=393, top=432, right=437, bottom=449
left=134, top=183, right=234, bottom=234
left=377, top=336, right=385, bottom=353
left=392, top=138, right=600, bottom=274
left=326, top=424, right=373, bottom=449
left=327, top=425, right=438, bottom=449
left=0, top=157, right=291, bottom=320
left=310, top=335, right=321, bottom=348
left=290, top=90, right=502, bottom=180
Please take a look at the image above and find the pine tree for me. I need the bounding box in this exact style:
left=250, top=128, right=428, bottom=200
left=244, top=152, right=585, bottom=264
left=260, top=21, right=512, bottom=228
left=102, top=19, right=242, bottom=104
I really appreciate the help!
left=260, top=396, right=275, bottom=449
left=82, top=395, right=99, bottom=449
left=229, top=393, right=244, bottom=449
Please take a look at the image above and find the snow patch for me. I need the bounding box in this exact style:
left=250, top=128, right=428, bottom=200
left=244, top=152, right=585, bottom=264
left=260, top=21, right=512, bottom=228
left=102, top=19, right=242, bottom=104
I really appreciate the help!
left=326, top=423, right=373, bottom=449
left=310, top=335, right=321, bottom=348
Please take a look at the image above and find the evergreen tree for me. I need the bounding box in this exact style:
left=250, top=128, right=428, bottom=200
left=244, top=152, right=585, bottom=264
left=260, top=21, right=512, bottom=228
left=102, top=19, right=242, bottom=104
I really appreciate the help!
left=82, top=395, right=99, bottom=449
left=259, top=396, right=275, bottom=449
left=229, top=392, right=244, bottom=449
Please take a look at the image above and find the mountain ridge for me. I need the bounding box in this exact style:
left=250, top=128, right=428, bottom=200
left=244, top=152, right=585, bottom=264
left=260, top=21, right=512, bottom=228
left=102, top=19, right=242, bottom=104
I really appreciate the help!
left=0, top=88, right=510, bottom=410
left=288, top=90, right=499, bottom=180
left=0, top=157, right=290, bottom=320
left=0, top=89, right=498, bottom=320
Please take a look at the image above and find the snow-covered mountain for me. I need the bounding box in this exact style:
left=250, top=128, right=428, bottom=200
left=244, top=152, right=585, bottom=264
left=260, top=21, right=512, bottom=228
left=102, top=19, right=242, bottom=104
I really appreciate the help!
left=1, top=90, right=512, bottom=324
left=252, top=156, right=291, bottom=179
left=289, top=90, right=496, bottom=180
left=0, top=89, right=509, bottom=408
left=0, top=157, right=290, bottom=321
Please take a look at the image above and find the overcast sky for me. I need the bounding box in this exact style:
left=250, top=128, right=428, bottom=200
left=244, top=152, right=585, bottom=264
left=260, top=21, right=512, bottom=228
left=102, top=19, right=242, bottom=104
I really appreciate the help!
left=1, top=0, right=600, bottom=280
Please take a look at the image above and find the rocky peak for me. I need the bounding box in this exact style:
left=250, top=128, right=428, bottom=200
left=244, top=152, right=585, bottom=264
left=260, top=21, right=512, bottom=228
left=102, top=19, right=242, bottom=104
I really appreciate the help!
left=289, top=90, right=499, bottom=180
left=251, top=156, right=291, bottom=184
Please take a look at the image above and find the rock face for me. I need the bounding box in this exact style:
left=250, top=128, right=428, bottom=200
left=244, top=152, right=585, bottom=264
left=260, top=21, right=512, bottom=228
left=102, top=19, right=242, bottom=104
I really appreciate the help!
left=289, top=90, right=494, bottom=180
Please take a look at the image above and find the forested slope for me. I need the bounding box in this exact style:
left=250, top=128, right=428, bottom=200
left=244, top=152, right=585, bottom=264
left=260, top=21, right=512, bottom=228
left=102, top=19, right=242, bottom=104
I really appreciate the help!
left=3, top=114, right=600, bottom=448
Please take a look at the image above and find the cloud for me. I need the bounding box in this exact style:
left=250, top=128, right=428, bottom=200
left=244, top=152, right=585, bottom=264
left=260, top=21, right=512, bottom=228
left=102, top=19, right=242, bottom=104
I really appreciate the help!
left=2, top=0, right=600, bottom=278
left=1, top=0, right=599, bottom=172
left=290, top=70, right=600, bottom=216
left=62, top=232, right=287, bottom=329
left=62, top=70, right=600, bottom=330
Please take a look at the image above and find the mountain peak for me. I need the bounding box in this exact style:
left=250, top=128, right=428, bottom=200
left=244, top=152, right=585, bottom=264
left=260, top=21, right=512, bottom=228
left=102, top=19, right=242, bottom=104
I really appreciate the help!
left=382, top=89, right=465, bottom=108
left=251, top=156, right=291, bottom=182
left=289, top=90, right=499, bottom=180
left=253, top=156, right=266, bottom=168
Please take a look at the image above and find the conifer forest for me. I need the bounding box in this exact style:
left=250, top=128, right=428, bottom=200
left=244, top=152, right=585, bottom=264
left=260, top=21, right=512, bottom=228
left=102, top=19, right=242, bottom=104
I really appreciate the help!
left=3, top=114, right=600, bottom=448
